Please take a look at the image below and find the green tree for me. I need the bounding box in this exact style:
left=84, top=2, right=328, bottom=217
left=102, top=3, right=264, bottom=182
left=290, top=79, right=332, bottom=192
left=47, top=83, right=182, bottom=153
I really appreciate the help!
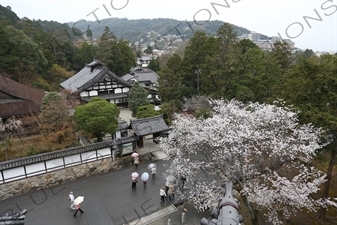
left=96, top=26, right=135, bottom=76
left=0, top=25, right=48, bottom=83
left=235, top=47, right=271, bottom=103
left=269, top=40, right=293, bottom=71
left=136, top=43, right=142, bottom=58
left=47, top=64, right=73, bottom=90
left=160, top=100, right=178, bottom=125
left=279, top=54, right=337, bottom=221
left=73, top=42, right=98, bottom=71
left=136, top=104, right=161, bottom=119
left=158, top=53, right=187, bottom=103
left=128, top=82, right=150, bottom=117
left=144, top=45, right=153, bottom=55
left=20, top=18, right=76, bottom=71
left=195, top=23, right=240, bottom=99
left=113, top=39, right=136, bottom=76
left=180, top=31, right=217, bottom=96
left=301, top=48, right=316, bottom=59
left=73, top=97, right=120, bottom=142
left=148, top=57, right=161, bottom=73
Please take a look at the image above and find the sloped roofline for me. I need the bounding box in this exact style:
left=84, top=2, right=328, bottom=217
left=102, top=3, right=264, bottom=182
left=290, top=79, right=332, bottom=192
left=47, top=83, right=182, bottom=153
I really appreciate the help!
left=78, top=69, right=133, bottom=91
left=0, top=74, right=45, bottom=104
left=130, top=115, right=171, bottom=136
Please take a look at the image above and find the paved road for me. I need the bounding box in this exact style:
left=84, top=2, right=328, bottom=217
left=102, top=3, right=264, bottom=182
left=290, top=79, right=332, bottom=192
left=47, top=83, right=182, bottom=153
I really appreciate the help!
left=0, top=159, right=176, bottom=225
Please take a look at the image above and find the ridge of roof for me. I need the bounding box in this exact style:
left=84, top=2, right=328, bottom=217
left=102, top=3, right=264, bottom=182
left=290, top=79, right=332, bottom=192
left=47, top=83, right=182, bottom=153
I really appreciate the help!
left=130, top=115, right=163, bottom=123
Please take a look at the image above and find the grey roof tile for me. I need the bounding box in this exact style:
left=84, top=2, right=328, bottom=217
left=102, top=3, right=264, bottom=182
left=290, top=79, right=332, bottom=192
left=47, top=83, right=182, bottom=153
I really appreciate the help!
left=117, top=121, right=129, bottom=130
left=130, top=115, right=170, bottom=136
left=60, top=60, right=107, bottom=92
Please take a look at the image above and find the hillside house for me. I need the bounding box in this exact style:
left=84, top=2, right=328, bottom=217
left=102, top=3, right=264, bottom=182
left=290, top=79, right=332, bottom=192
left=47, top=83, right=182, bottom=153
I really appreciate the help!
left=60, top=60, right=132, bottom=108
left=0, top=74, right=45, bottom=136
left=121, top=67, right=161, bottom=105
left=136, top=56, right=152, bottom=68
left=0, top=74, right=45, bottom=119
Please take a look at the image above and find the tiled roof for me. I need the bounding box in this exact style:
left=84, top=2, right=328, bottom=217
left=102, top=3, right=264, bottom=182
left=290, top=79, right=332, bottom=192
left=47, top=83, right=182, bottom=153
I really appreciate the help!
left=133, top=71, right=159, bottom=84
left=117, top=121, right=128, bottom=130
left=120, top=74, right=134, bottom=81
left=122, top=68, right=159, bottom=85
left=130, top=115, right=170, bottom=136
left=0, top=74, right=45, bottom=118
left=60, top=60, right=107, bottom=93
left=60, top=60, right=132, bottom=93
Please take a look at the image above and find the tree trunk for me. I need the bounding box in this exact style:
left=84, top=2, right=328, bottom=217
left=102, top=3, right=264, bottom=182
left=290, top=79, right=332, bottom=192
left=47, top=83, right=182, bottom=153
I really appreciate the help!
left=241, top=194, right=259, bottom=225
left=317, top=140, right=337, bottom=222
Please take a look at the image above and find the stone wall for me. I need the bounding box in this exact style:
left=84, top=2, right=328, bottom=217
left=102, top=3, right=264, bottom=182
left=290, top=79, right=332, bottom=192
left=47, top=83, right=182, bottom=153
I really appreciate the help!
left=0, top=153, right=154, bottom=200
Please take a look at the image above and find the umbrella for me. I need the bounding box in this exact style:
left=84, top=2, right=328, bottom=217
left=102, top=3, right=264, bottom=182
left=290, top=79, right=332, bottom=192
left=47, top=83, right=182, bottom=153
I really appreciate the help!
left=131, top=172, right=139, bottom=178
left=74, top=196, right=84, bottom=205
left=166, top=175, right=176, bottom=183
left=141, top=172, right=149, bottom=181
left=131, top=152, right=139, bottom=158
left=147, top=163, right=156, bottom=171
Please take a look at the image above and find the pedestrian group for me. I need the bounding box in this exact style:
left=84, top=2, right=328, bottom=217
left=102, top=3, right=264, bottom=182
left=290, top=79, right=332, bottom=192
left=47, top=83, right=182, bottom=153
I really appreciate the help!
left=68, top=191, right=84, bottom=218
left=69, top=152, right=185, bottom=218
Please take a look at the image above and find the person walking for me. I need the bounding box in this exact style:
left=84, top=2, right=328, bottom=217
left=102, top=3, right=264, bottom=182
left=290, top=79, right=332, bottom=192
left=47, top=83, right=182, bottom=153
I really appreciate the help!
left=141, top=172, right=149, bottom=189
left=160, top=186, right=166, bottom=203
left=73, top=203, right=84, bottom=217
left=68, top=191, right=75, bottom=210
left=165, top=181, right=170, bottom=198
left=151, top=167, right=156, bottom=180
left=168, top=183, right=175, bottom=200
left=134, top=157, right=139, bottom=168
left=132, top=177, right=138, bottom=190
left=180, top=176, right=187, bottom=189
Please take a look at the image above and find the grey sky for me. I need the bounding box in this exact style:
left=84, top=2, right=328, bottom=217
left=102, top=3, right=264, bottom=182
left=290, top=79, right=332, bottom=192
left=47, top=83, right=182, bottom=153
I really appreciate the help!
left=1, top=0, right=336, bottom=52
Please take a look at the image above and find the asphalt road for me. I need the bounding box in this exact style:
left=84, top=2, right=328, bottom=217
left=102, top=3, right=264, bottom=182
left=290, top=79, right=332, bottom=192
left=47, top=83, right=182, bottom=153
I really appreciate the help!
left=0, top=159, right=175, bottom=225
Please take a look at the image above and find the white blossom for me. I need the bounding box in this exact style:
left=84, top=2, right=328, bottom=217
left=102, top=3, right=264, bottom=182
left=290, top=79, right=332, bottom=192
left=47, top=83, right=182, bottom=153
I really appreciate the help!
left=160, top=99, right=329, bottom=224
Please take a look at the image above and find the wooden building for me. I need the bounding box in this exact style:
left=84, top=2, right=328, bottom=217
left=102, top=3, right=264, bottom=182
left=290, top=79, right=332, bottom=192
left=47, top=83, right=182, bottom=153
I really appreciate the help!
left=114, top=115, right=170, bottom=156
left=0, top=74, right=45, bottom=136
left=0, top=74, right=45, bottom=119
left=60, top=60, right=132, bottom=108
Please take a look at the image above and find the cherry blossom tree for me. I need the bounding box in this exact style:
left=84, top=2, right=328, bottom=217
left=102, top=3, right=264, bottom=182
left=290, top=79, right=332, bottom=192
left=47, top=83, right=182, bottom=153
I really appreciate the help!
left=159, top=99, right=333, bottom=225
left=0, top=116, right=22, bottom=161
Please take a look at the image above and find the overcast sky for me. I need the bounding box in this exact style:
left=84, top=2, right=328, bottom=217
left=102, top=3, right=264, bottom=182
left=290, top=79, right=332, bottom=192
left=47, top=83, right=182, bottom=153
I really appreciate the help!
left=1, top=0, right=336, bottom=52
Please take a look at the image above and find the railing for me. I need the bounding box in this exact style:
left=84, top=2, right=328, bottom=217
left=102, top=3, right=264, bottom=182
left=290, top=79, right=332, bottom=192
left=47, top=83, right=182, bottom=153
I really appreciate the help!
left=0, top=141, right=116, bottom=184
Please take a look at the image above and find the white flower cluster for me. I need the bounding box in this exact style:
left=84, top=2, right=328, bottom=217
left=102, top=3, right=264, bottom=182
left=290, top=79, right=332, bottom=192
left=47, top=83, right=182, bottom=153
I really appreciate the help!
left=159, top=99, right=330, bottom=225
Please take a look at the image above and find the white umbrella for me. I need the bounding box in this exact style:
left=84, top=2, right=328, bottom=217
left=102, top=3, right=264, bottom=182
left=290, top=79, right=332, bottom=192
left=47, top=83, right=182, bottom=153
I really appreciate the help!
left=74, top=196, right=84, bottom=205
left=131, top=152, right=139, bottom=158
left=166, top=175, right=176, bottom=183
left=141, top=172, right=149, bottom=181
left=147, top=163, right=156, bottom=171
left=131, top=172, right=139, bottom=178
